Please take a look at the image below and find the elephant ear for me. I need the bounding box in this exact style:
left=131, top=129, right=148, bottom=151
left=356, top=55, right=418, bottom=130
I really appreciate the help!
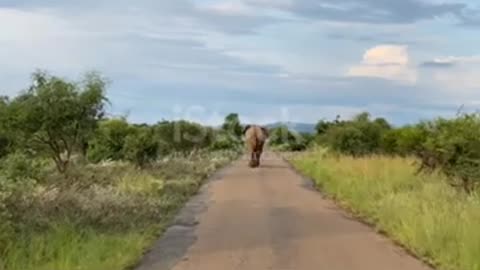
left=242, top=125, right=252, bottom=134
left=261, top=127, right=269, bottom=137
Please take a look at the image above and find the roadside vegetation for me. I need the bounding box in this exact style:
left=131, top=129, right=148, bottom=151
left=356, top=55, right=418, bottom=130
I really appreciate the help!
left=3, top=69, right=480, bottom=270
left=287, top=112, right=480, bottom=270
left=0, top=71, right=243, bottom=270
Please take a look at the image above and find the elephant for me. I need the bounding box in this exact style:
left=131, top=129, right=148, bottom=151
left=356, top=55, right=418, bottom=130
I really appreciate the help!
left=243, top=125, right=269, bottom=168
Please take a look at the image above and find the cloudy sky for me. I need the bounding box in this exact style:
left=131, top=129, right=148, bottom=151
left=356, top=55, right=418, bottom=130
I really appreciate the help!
left=1, top=0, right=480, bottom=126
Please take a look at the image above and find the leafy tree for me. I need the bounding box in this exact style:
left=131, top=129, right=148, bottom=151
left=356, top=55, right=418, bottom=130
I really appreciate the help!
left=315, top=119, right=334, bottom=135
left=123, top=126, right=159, bottom=168
left=222, top=113, right=243, bottom=139
left=222, top=113, right=243, bottom=140
left=3, top=71, right=107, bottom=173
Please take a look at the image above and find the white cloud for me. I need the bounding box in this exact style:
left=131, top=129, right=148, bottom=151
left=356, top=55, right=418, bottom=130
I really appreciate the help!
left=420, top=54, right=480, bottom=93
left=347, top=45, right=417, bottom=84
left=0, top=5, right=287, bottom=96
left=206, top=1, right=253, bottom=16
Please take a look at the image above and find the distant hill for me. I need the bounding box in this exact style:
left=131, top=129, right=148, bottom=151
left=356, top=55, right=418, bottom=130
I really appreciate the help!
left=265, top=122, right=316, bottom=134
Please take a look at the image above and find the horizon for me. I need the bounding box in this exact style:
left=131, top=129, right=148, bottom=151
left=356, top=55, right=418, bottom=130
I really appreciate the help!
left=1, top=0, right=480, bottom=126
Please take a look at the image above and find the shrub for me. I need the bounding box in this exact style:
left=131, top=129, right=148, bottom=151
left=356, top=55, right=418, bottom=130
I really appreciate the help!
left=86, top=118, right=134, bottom=163
left=221, top=113, right=243, bottom=139
left=0, top=152, right=48, bottom=183
left=319, top=112, right=391, bottom=156
left=0, top=153, right=45, bottom=251
left=416, top=114, right=480, bottom=193
left=154, top=121, right=214, bottom=154
left=210, top=130, right=242, bottom=151
left=123, top=127, right=159, bottom=168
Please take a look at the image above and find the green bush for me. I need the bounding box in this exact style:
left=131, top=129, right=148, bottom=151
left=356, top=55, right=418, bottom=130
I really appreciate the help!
left=87, top=118, right=134, bottom=163
left=0, top=152, right=48, bottom=183
left=0, top=153, right=46, bottom=252
left=0, top=133, right=10, bottom=158
left=154, top=121, right=214, bottom=154
left=268, top=125, right=310, bottom=151
left=320, top=112, right=391, bottom=156
left=221, top=113, right=243, bottom=139
left=123, top=127, right=159, bottom=168
left=416, top=114, right=480, bottom=193
left=210, top=130, right=241, bottom=151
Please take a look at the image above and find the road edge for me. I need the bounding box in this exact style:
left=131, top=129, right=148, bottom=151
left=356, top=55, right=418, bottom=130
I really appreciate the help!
left=278, top=151, right=438, bottom=270
left=132, top=158, right=238, bottom=270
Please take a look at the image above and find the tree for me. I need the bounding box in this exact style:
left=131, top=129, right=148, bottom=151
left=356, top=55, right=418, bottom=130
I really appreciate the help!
left=123, top=126, right=159, bottom=168
left=222, top=113, right=243, bottom=139
left=321, top=112, right=392, bottom=156
left=315, top=119, right=334, bottom=135
left=4, top=71, right=108, bottom=173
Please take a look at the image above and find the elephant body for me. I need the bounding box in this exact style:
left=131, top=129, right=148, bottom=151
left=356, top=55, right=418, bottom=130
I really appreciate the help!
left=243, top=125, right=269, bottom=168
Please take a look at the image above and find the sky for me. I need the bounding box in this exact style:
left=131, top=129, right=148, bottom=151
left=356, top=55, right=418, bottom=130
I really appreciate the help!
left=1, top=0, right=480, bottom=126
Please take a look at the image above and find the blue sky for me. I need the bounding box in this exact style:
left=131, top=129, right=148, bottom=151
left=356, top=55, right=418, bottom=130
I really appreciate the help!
left=1, top=0, right=480, bottom=126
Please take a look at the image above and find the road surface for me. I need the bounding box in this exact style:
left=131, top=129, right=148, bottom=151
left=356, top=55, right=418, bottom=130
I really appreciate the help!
left=136, top=152, right=433, bottom=270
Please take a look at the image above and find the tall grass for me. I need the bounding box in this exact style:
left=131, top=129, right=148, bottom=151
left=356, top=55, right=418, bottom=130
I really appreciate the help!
left=290, top=149, right=480, bottom=270
left=0, top=149, right=239, bottom=270
left=2, top=224, right=150, bottom=270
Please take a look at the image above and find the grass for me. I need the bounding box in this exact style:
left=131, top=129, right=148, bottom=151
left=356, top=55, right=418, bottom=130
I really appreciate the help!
left=289, top=148, right=480, bottom=270
left=0, top=149, right=240, bottom=270
left=2, top=224, right=150, bottom=270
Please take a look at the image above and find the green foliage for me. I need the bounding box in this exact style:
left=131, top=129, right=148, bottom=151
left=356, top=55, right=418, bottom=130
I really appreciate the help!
left=315, top=119, right=336, bottom=135
left=3, top=71, right=107, bottom=173
left=415, top=114, right=480, bottom=192
left=0, top=97, right=12, bottom=158
left=123, top=126, right=159, bottom=168
left=0, top=153, right=47, bottom=252
left=380, top=124, right=429, bottom=156
left=268, top=125, right=311, bottom=151
left=311, top=111, right=480, bottom=193
left=210, top=130, right=242, bottom=151
left=86, top=118, right=134, bottom=163
left=0, top=132, right=10, bottom=158
left=318, top=112, right=392, bottom=156
left=154, top=120, right=214, bottom=154
left=0, top=152, right=48, bottom=183
left=222, top=113, right=243, bottom=139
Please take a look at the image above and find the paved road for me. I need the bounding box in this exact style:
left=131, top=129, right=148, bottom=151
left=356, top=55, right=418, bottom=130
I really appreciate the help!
left=136, top=152, right=433, bottom=270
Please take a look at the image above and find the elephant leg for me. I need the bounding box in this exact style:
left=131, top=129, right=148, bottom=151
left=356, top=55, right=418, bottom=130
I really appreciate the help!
left=255, top=143, right=264, bottom=167
left=249, top=152, right=256, bottom=167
